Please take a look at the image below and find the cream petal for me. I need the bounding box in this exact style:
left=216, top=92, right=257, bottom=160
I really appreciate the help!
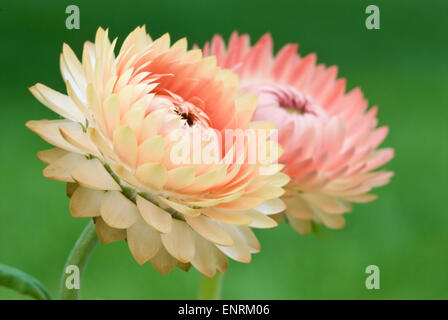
left=37, top=148, right=69, bottom=165
left=237, top=226, right=260, bottom=253
left=59, top=126, right=100, bottom=157
left=191, top=235, right=217, bottom=278
left=135, top=163, right=168, bottom=190
left=43, top=152, right=86, bottom=182
left=165, top=167, right=196, bottom=190
left=138, top=135, right=164, bottom=165
left=180, top=168, right=222, bottom=193
left=156, top=196, right=200, bottom=217
left=267, top=172, right=290, bottom=187
left=247, top=184, right=285, bottom=200
left=136, top=195, right=172, bottom=234
left=29, top=83, right=84, bottom=123
left=149, top=246, right=178, bottom=276
left=26, top=119, right=83, bottom=154
left=61, top=43, right=87, bottom=94
left=254, top=198, right=286, bottom=215
left=109, top=163, right=144, bottom=189
left=216, top=225, right=251, bottom=263
left=185, top=215, right=233, bottom=246
left=127, top=219, right=162, bottom=264
left=139, top=108, right=168, bottom=142
left=70, top=186, right=104, bottom=217
left=71, top=158, right=121, bottom=191
left=202, top=208, right=252, bottom=225
left=103, top=94, right=121, bottom=137
left=215, top=250, right=229, bottom=274
left=217, top=196, right=265, bottom=210
left=161, top=219, right=195, bottom=263
left=244, top=210, right=278, bottom=228
left=100, top=190, right=141, bottom=229
left=94, top=217, right=127, bottom=244
left=113, top=125, right=138, bottom=168
left=87, top=127, right=116, bottom=161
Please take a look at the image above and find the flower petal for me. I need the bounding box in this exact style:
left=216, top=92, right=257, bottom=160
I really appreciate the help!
left=136, top=195, right=172, bottom=234
left=185, top=215, right=234, bottom=246
left=71, top=158, right=121, bottom=191
left=161, top=219, right=195, bottom=263
left=127, top=219, right=161, bottom=264
left=70, top=186, right=104, bottom=217
left=100, top=190, right=141, bottom=228
left=94, top=217, right=127, bottom=244
left=135, top=163, right=168, bottom=190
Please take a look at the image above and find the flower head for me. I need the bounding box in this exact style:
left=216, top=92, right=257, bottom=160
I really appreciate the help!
left=203, top=32, right=394, bottom=234
left=27, top=27, right=288, bottom=276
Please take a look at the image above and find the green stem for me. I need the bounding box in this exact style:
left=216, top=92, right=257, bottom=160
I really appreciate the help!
left=198, top=272, right=223, bottom=300
left=60, top=220, right=98, bottom=300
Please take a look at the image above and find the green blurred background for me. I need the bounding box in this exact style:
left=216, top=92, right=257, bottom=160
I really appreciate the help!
left=0, top=0, right=447, bottom=299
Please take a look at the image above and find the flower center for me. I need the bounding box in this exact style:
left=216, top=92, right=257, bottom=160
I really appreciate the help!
left=244, top=83, right=324, bottom=117
left=155, top=90, right=212, bottom=127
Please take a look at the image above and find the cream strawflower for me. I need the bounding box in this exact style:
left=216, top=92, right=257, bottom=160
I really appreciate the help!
left=26, top=27, right=288, bottom=277
left=203, top=32, right=394, bottom=234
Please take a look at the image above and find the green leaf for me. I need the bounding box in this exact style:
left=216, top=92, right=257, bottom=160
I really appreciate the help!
left=0, top=264, right=52, bottom=300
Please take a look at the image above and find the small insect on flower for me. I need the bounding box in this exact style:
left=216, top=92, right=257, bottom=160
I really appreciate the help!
left=203, top=32, right=394, bottom=234
left=26, top=27, right=289, bottom=277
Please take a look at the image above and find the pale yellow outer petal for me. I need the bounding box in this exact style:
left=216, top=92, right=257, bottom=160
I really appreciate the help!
left=185, top=215, right=234, bottom=246
left=156, top=196, right=200, bottom=217
left=150, top=246, right=178, bottom=276
left=138, top=135, right=164, bottom=165
left=237, top=226, right=260, bottom=253
left=70, top=186, right=104, bottom=217
left=113, top=125, right=138, bottom=167
left=43, top=152, right=86, bottom=182
left=136, top=195, right=172, bottom=234
left=29, top=83, right=84, bottom=123
left=216, top=225, right=251, bottom=263
left=191, top=235, right=218, bottom=278
left=59, top=126, right=100, bottom=157
left=37, top=148, right=69, bottom=165
left=161, top=219, right=195, bottom=263
left=165, top=167, right=196, bottom=190
left=26, top=120, right=83, bottom=154
left=94, top=217, right=127, bottom=244
left=202, top=208, right=252, bottom=225
left=135, top=163, right=168, bottom=190
left=71, top=158, right=121, bottom=191
left=245, top=210, right=278, bottom=229
left=127, top=219, right=161, bottom=264
left=254, top=198, right=286, bottom=215
left=100, top=191, right=141, bottom=229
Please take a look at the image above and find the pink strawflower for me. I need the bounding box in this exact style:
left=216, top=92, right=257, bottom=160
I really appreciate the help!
left=202, top=32, right=394, bottom=234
